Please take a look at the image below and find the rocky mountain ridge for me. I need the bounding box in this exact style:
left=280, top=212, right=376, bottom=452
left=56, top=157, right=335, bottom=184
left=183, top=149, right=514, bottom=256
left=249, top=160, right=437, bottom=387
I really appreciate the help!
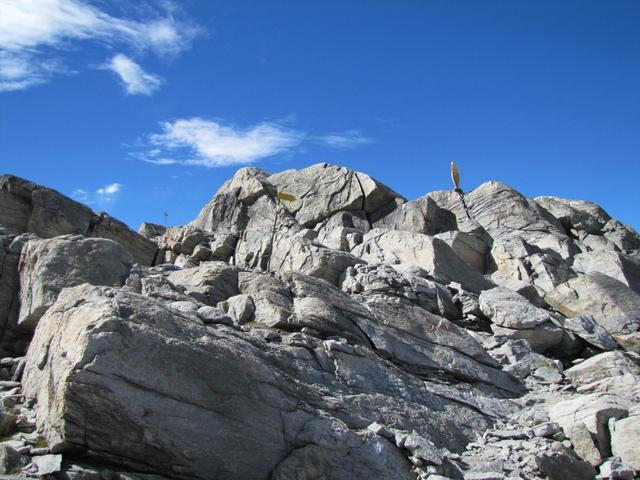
left=0, top=163, right=638, bottom=479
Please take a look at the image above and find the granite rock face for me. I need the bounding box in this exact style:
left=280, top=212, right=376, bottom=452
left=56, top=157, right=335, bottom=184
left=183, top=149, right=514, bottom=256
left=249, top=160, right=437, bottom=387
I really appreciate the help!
left=0, top=174, right=158, bottom=265
left=0, top=165, right=639, bottom=479
left=17, top=235, right=133, bottom=330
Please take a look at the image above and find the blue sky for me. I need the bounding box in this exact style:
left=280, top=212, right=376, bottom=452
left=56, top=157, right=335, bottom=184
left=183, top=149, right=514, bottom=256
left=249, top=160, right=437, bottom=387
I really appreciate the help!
left=1, top=0, right=639, bottom=230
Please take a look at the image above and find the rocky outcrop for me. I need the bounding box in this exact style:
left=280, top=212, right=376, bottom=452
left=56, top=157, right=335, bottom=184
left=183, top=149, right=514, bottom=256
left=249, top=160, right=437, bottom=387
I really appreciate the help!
left=17, top=235, right=133, bottom=330
left=22, top=284, right=514, bottom=479
left=0, top=175, right=157, bottom=265
left=0, top=165, right=639, bottom=478
left=352, top=229, right=493, bottom=293
left=545, top=273, right=640, bottom=352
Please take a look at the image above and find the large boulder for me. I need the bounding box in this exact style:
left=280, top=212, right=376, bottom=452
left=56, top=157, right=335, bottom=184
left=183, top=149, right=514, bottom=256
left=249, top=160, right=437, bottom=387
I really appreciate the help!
left=564, top=351, right=640, bottom=389
left=429, top=181, right=572, bottom=259
left=17, top=235, right=133, bottom=330
left=548, top=394, right=631, bottom=457
left=23, top=284, right=516, bottom=479
left=270, top=234, right=364, bottom=286
left=572, top=250, right=640, bottom=295
left=191, top=167, right=272, bottom=233
left=351, top=229, right=494, bottom=293
left=545, top=272, right=640, bottom=352
left=166, top=262, right=240, bottom=306
left=268, top=163, right=402, bottom=227
left=534, top=196, right=611, bottom=236
left=372, top=196, right=457, bottom=236
left=0, top=175, right=158, bottom=265
left=610, top=416, right=640, bottom=471
left=0, top=175, right=92, bottom=237
left=479, top=287, right=566, bottom=352
left=88, top=212, right=158, bottom=266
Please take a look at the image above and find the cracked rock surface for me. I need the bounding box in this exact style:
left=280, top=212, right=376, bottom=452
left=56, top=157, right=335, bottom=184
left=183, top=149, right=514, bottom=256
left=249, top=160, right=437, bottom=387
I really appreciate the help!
left=0, top=164, right=639, bottom=479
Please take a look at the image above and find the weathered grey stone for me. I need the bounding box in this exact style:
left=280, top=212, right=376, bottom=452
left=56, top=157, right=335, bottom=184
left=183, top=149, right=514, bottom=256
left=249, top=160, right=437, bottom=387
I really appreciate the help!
left=18, top=236, right=133, bottom=330
left=479, top=287, right=554, bottom=330
left=87, top=213, right=158, bottom=266
left=315, top=211, right=369, bottom=251
left=373, top=196, right=457, bottom=236
left=545, top=273, right=640, bottom=352
left=140, top=276, right=192, bottom=303
left=0, top=175, right=92, bottom=237
left=489, top=238, right=576, bottom=293
left=233, top=196, right=300, bottom=271
left=268, top=163, right=402, bottom=227
left=196, top=306, right=232, bottom=325
left=434, top=231, right=487, bottom=273
left=23, top=284, right=514, bottom=479
left=167, top=262, right=239, bottom=306
left=238, top=271, right=290, bottom=297
left=191, top=244, right=212, bottom=262
left=610, top=416, right=640, bottom=470
left=250, top=290, right=293, bottom=328
left=191, top=167, right=272, bottom=233
left=490, top=321, right=566, bottom=354
left=403, top=430, right=444, bottom=465
left=218, top=294, right=255, bottom=325
left=138, top=222, right=166, bottom=239
left=429, top=182, right=572, bottom=259
left=564, top=352, right=640, bottom=388
left=534, top=444, right=597, bottom=480
left=24, top=453, right=62, bottom=476
left=209, top=234, right=238, bottom=261
left=566, top=421, right=603, bottom=467
left=352, top=229, right=494, bottom=293
left=572, top=250, right=640, bottom=294
left=602, top=219, right=640, bottom=252
left=167, top=301, right=200, bottom=316
left=535, top=196, right=610, bottom=236
left=342, top=263, right=459, bottom=320
left=548, top=393, right=630, bottom=457
left=563, top=314, right=619, bottom=351
left=0, top=175, right=156, bottom=265
left=270, top=234, right=364, bottom=286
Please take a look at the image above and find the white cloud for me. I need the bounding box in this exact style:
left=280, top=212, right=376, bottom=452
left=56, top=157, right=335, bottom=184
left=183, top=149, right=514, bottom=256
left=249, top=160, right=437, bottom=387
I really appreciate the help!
left=318, top=130, right=372, bottom=149
left=106, top=54, right=162, bottom=95
left=72, top=183, right=122, bottom=206
left=141, top=118, right=304, bottom=167
left=71, top=188, right=89, bottom=203
left=0, top=0, right=198, bottom=91
left=97, top=182, right=122, bottom=197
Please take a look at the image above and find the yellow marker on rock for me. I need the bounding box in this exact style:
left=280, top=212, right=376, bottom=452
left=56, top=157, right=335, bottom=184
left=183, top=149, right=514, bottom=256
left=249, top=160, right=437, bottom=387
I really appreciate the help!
left=450, top=160, right=471, bottom=219
left=276, top=192, right=296, bottom=202
left=450, top=160, right=461, bottom=192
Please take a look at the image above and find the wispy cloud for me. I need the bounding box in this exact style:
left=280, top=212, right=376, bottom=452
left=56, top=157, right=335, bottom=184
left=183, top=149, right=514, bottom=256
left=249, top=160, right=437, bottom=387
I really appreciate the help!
left=0, top=0, right=198, bottom=92
left=72, top=182, right=123, bottom=207
left=317, top=130, right=372, bottom=149
left=105, top=54, right=162, bottom=95
left=138, top=118, right=305, bottom=167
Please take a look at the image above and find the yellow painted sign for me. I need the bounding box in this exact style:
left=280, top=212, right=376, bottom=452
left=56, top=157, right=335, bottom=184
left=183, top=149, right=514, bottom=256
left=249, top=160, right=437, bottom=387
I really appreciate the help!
left=450, top=160, right=460, bottom=191
left=277, top=192, right=297, bottom=202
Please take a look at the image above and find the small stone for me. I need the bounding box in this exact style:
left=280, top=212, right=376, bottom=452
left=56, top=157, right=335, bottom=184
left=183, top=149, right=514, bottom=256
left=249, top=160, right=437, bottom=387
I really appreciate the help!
left=25, top=453, right=63, bottom=476
left=367, top=422, right=394, bottom=439
left=532, top=422, right=562, bottom=438
left=196, top=306, right=233, bottom=325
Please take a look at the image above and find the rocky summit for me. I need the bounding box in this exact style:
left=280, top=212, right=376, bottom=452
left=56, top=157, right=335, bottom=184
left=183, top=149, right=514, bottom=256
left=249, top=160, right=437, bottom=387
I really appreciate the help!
left=0, top=163, right=639, bottom=480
